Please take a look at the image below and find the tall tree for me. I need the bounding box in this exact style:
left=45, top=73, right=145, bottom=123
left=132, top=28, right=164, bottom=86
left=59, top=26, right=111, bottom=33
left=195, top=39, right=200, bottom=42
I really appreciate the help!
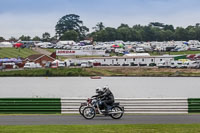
left=42, top=32, right=51, bottom=42
left=60, top=30, right=78, bottom=41
left=93, top=22, right=105, bottom=31
left=55, top=14, right=89, bottom=40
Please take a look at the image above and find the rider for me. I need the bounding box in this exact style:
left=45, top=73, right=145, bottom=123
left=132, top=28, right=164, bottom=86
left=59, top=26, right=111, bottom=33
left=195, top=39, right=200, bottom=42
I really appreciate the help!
left=98, top=86, right=115, bottom=113
left=92, top=87, right=104, bottom=98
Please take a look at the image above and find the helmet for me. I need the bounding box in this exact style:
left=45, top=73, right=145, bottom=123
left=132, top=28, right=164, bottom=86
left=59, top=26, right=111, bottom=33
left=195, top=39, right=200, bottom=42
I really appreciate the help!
left=96, top=87, right=101, bottom=93
left=102, top=85, right=109, bottom=92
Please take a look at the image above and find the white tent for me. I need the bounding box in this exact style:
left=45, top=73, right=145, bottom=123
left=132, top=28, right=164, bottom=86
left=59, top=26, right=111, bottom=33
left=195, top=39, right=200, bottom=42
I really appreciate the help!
left=0, top=42, right=13, bottom=47
left=123, top=53, right=150, bottom=57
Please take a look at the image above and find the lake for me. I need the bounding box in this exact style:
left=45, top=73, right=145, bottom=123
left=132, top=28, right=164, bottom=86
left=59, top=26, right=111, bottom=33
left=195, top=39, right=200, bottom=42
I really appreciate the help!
left=0, top=77, right=199, bottom=98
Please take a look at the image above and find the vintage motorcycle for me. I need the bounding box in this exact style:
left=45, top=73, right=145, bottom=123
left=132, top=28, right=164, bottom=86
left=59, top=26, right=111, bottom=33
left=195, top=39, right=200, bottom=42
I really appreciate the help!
left=80, top=97, right=124, bottom=119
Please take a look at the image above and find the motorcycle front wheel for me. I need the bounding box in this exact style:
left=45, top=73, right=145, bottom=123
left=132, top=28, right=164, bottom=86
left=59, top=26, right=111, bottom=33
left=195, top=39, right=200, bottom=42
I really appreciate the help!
left=82, top=107, right=96, bottom=120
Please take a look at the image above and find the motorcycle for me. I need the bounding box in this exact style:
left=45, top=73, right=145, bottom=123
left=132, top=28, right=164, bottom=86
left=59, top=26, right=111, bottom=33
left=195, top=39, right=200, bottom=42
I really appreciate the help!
left=80, top=97, right=124, bottom=120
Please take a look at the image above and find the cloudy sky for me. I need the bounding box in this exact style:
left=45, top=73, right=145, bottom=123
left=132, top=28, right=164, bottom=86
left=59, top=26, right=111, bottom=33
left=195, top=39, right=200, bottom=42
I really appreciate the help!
left=0, top=0, right=200, bottom=39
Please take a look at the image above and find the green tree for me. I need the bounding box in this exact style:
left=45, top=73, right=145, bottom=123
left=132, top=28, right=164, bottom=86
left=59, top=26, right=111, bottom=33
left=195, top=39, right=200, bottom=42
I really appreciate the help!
left=32, top=36, right=41, bottom=41
left=9, top=37, right=17, bottom=42
left=42, top=32, right=51, bottom=42
left=19, top=35, right=31, bottom=41
left=79, top=26, right=89, bottom=40
left=186, top=26, right=196, bottom=40
left=164, top=25, right=175, bottom=31
left=55, top=14, right=89, bottom=40
left=118, top=23, right=129, bottom=29
left=60, top=30, right=78, bottom=41
left=175, top=27, right=189, bottom=41
left=93, top=22, right=105, bottom=31
left=149, top=22, right=165, bottom=28
left=117, top=27, right=132, bottom=41
left=0, top=36, right=5, bottom=41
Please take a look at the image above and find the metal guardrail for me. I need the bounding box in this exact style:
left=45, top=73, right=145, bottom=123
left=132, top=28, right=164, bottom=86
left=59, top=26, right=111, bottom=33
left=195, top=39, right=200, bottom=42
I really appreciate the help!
left=0, top=98, right=191, bottom=114
left=188, top=98, right=200, bottom=113
left=61, top=98, right=188, bottom=114
left=0, top=98, right=61, bottom=114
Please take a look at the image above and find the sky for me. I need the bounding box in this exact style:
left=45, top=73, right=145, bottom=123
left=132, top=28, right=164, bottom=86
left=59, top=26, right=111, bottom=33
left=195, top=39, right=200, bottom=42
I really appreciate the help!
left=0, top=0, right=200, bottom=39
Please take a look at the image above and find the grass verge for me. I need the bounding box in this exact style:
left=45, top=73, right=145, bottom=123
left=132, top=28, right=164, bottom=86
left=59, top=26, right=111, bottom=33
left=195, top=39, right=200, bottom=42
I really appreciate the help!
left=0, top=124, right=200, bottom=133
left=1, top=67, right=200, bottom=77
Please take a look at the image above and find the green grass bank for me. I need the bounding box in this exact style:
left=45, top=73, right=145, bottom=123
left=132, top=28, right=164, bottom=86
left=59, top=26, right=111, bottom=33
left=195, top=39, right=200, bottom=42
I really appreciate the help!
left=0, top=124, right=200, bottom=133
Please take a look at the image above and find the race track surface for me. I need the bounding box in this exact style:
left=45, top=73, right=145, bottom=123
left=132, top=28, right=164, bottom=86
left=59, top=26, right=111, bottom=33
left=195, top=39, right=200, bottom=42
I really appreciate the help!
left=0, top=114, right=200, bottom=125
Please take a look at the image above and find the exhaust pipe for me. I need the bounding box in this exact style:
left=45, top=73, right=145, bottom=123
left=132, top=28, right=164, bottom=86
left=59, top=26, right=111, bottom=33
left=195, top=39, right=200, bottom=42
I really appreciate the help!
left=108, top=111, right=124, bottom=114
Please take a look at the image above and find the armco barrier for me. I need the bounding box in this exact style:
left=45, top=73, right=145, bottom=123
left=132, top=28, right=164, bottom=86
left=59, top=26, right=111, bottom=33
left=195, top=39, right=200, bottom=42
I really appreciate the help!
left=188, top=98, right=200, bottom=113
left=0, top=98, right=194, bottom=114
left=0, top=98, right=61, bottom=114
left=61, top=98, right=188, bottom=114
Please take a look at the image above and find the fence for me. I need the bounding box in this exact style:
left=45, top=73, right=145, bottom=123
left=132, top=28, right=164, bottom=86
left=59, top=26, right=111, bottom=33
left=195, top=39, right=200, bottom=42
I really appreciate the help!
left=61, top=98, right=188, bottom=114
left=0, top=98, right=61, bottom=114
left=188, top=98, right=200, bottom=113
left=0, top=98, right=200, bottom=114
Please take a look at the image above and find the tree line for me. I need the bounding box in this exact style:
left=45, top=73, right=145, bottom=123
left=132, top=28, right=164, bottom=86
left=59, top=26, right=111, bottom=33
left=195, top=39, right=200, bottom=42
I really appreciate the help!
left=1, top=14, right=200, bottom=42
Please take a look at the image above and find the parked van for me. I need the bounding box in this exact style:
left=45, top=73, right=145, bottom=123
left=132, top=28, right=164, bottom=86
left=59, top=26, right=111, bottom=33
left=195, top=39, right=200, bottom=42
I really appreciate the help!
left=158, top=61, right=170, bottom=68
left=81, top=61, right=93, bottom=68
left=24, top=62, right=42, bottom=69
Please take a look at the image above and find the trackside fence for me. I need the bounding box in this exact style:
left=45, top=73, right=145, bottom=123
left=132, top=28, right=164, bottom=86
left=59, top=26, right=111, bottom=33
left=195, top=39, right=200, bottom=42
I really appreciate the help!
left=188, top=98, right=200, bottom=113
left=61, top=98, right=188, bottom=114
left=1, top=98, right=200, bottom=114
left=0, top=98, right=61, bottom=114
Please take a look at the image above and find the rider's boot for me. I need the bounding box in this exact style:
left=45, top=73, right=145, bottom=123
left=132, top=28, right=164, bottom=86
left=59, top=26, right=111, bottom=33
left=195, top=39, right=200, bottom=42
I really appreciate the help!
left=103, top=107, right=109, bottom=115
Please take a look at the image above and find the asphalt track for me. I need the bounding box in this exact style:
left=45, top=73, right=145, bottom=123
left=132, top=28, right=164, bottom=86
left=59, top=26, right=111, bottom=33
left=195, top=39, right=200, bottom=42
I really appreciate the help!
left=0, top=114, right=200, bottom=125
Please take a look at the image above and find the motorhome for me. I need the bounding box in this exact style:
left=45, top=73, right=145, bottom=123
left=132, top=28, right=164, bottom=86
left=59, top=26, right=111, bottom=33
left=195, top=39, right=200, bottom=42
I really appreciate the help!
left=169, top=61, right=183, bottom=68
left=182, top=61, right=199, bottom=68
left=81, top=60, right=93, bottom=68
left=157, top=61, right=170, bottom=68
left=135, top=47, right=145, bottom=53
left=51, top=60, right=66, bottom=68
left=24, top=62, right=42, bottom=69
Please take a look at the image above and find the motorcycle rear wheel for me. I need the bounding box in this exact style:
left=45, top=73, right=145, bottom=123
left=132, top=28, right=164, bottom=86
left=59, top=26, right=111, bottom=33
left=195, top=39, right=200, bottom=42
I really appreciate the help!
left=110, top=106, right=123, bottom=119
left=79, top=105, right=85, bottom=116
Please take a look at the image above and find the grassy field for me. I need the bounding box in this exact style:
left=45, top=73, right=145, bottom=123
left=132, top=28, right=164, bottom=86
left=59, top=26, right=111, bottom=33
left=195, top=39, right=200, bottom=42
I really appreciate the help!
left=0, top=124, right=200, bottom=133
left=1, top=67, right=200, bottom=77
left=0, top=48, right=38, bottom=58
